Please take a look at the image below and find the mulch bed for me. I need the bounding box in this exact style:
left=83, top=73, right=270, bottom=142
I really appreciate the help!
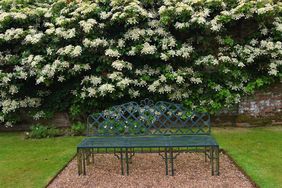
left=48, top=152, right=254, bottom=188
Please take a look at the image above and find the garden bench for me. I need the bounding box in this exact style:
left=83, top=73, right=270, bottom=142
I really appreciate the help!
left=77, top=99, right=219, bottom=176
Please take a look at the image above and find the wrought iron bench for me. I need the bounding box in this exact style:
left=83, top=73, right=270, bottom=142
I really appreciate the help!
left=77, top=99, right=219, bottom=176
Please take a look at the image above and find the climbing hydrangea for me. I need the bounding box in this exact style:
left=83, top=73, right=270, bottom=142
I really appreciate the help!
left=0, top=0, right=281, bottom=126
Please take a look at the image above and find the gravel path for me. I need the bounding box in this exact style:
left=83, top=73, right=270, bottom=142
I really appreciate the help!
left=48, top=153, right=254, bottom=188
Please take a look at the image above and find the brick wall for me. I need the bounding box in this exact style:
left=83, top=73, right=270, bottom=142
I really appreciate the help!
left=238, top=83, right=282, bottom=116
left=213, top=82, right=282, bottom=126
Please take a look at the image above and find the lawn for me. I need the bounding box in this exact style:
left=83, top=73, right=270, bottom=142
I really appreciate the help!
left=0, top=127, right=281, bottom=188
left=0, top=133, right=83, bottom=188
left=213, top=126, right=282, bottom=188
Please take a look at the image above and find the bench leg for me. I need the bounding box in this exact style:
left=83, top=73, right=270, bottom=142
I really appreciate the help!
left=82, top=149, right=86, bottom=175
left=120, top=148, right=124, bottom=175
left=77, top=148, right=82, bottom=175
left=86, top=149, right=91, bottom=165
left=165, top=147, right=168, bottom=175
left=215, top=146, right=220, bottom=176
left=210, top=146, right=214, bottom=176
left=204, top=146, right=207, bottom=162
left=126, top=148, right=130, bottom=175
left=210, top=146, right=220, bottom=176
left=77, top=148, right=87, bottom=175
left=169, top=147, right=174, bottom=176
left=91, top=148, right=95, bottom=164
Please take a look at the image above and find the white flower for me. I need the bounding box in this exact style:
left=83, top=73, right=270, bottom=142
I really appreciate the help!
left=58, top=76, right=65, bottom=82
left=79, top=19, right=97, bottom=33
left=44, top=12, right=52, bottom=18
left=108, top=72, right=123, bottom=81
left=261, top=28, right=268, bottom=35
left=100, top=11, right=112, bottom=20
left=24, top=32, right=44, bottom=44
left=45, top=28, right=55, bottom=35
left=190, top=77, right=202, bottom=84
left=0, top=28, right=24, bottom=41
left=98, top=84, right=115, bottom=96
left=47, top=48, right=53, bottom=55
left=9, top=85, right=18, bottom=94
left=160, top=53, right=169, bottom=61
left=71, top=46, right=82, bottom=57
left=55, top=28, right=76, bottom=39
left=33, top=111, right=45, bottom=120
left=257, top=4, right=273, bottom=15
left=127, top=47, right=137, bottom=56
left=141, top=42, right=157, bottom=55
left=36, top=76, right=45, bottom=84
left=112, top=60, right=125, bottom=71
left=89, top=76, right=102, bottom=86
left=87, top=87, right=97, bottom=97
left=176, top=76, right=184, bottom=84
left=105, top=49, right=120, bottom=57
left=238, top=62, right=245, bottom=67
left=177, top=44, right=193, bottom=58
left=83, top=38, right=108, bottom=48
left=117, top=78, right=132, bottom=89
left=118, top=39, right=125, bottom=48
left=129, top=89, right=140, bottom=98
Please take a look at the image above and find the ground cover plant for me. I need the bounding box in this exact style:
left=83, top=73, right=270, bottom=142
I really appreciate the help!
left=0, top=0, right=281, bottom=126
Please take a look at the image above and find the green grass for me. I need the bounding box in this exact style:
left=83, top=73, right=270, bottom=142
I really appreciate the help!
left=0, top=127, right=281, bottom=188
left=0, top=133, right=82, bottom=188
left=213, top=126, right=282, bottom=188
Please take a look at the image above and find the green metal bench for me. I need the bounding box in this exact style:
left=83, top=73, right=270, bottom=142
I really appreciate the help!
left=77, top=99, right=219, bottom=176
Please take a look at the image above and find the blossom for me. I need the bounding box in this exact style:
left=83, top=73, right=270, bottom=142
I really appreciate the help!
left=0, top=28, right=24, bottom=41
left=238, top=62, right=245, bottom=67
left=90, top=76, right=102, bottom=86
left=24, top=32, right=44, bottom=44
left=141, top=42, right=157, bottom=55
left=71, top=46, right=82, bottom=57
left=105, top=49, right=120, bottom=57
left=55, top=28, right=76, bottom=39
left=79, top=19, right=97, bottom=33
left=33, top=111, right=45, bottom=120
left=111, top=60, right=132, bottom=71
left=176, top=76, right=184, bottom=84
left=117, top=78, right=132, bottom=89
left=190, top=77, right=202, bottom=84
left=83, top=38, right=108, bottom=48
left=98, top=84, right=115, bottom=96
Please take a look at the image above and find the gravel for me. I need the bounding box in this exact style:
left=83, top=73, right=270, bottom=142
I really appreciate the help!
left=48, top=152, right=254, bottom=188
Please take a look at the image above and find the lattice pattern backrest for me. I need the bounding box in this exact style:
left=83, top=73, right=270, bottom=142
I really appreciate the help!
left=87, top=99, right=210, bottom=136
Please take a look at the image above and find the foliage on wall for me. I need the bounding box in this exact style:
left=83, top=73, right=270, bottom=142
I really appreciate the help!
left=0, top=0, right=281, bottom=126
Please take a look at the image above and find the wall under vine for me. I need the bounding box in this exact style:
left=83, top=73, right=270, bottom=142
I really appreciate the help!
left=0, top=0, right=281, bottom=127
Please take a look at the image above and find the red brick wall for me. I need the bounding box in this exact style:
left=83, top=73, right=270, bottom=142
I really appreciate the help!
left=239, top=82, right=282, bottom=116
left=213, top=82, right=282, bottom=126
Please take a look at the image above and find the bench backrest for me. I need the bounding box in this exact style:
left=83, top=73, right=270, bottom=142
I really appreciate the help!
left=87, top=99, right=210, bottom=136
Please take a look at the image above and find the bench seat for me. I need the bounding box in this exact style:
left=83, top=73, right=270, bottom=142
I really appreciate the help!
left=78, top=135, right=218, bottom=148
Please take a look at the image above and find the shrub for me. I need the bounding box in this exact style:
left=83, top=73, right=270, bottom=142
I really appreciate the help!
left=0, top=0, right=281, bottom=127
left=28, top=124, right=61, bottom=139
left=70, top=122, right=86, bottom=136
